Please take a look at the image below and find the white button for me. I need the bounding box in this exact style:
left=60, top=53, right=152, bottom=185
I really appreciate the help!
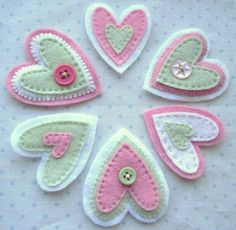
left=171, top=60, right=192, bottom=79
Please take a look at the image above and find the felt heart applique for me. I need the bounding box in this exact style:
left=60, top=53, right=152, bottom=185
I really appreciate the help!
left=11, top=113, right=97, bottom=191
left=143, top=29, right=229, bottom=102
left=144, top=106, right=224, bottom=179
left=6, top=29, right=101, bottom=106
left=105, top=24, right=133, bottom=54
left=165, top=122, right=194, bottom=150
left=86, top=3, right=151, bottom=74
left=43, top=132, right=72, bottom=158
left=83, top=128, right=169, bottom=226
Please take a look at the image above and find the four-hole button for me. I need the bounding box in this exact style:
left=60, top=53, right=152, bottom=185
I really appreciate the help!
left=53, top=64, right=76, bottom=86
left=119, top=167, right=137, bottom=185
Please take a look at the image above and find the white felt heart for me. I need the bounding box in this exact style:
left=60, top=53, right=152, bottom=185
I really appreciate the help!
left=83, top=128, right=169, bottom=226
left=11, top=113, right=98, bottom=191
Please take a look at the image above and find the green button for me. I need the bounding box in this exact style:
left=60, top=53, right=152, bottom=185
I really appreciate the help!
left=119, top=167, right=137, bottom=185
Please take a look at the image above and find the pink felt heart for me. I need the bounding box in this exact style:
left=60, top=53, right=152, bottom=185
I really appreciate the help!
left=44, top=132, right=72, bottom=158
left=144, top=105, right=224, bottom=179
left=96, top=143, right=159, bottom=213
left=92, top=7, right=147, bottom=65
left=144, top=30, right=229, bottom=101
left=6, top=29, right=101, bottom=107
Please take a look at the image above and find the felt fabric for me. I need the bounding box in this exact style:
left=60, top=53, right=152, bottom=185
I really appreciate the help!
left=1, top=1, right=235, bottom=229
left=43, top=132, right=73, bottom=159
left=11, top=113, right=97, bottom=191
left=144, top=105, right=224, bottom=179
left=143, top=29, right=229, bottom=102
left=86, top=3, right=151, bottom=73
left=96, top=143, right=160, bottom=213
left=164, top=122, right=194, bottom=150
left=6, top=29, right=101, bottom=106
left=105, top=24, right=134, bottom=54
left=83, top=128, right=169, bottom=227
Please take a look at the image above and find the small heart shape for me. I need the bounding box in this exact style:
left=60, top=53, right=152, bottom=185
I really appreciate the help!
left=44, top=132, right=72, bottom=158
left=105, top=24, right=133, bottom=54
left=164, top=122, right=193, bottom=150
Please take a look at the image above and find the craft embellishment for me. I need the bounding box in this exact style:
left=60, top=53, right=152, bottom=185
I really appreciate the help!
left=83, top=128, right=169, bottom=226
left=144, top=106, right=224, bottom=179
left=143, top=29, right=229, bottom=101
left=6, top=29, right=101, bottom=106
left=11, top=113, right=97, bottom=191
left=86, top=3, right=151, bottom=74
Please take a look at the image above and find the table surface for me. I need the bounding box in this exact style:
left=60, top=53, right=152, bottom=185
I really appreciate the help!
left=0, top=0, right=236, bottom=229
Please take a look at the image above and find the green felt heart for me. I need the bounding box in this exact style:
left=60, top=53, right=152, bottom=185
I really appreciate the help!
left=18, top=65, right=87, bottom=95
left=105, top=24, right=133, bottom=54
left=19, top=121, right=88, bottom=186
left=156, top=38, right=221, bottom=90
left=18, top=34, right=89, bottom=95
left=164, top=122, right=193, bottom=150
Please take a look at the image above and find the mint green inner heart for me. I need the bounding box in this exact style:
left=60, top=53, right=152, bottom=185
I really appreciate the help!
left=156, top=38, right=221, bottom=90
left=19, top=121, right=88, bottom=186
left=105, top=24, right=133, bottom=54
left=164, top=122, right=193, bottom=150
left=18, top=36, right=89, bottom=95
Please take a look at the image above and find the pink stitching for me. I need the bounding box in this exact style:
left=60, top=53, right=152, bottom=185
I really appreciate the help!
left=43, top=132, right=72, bottom=159
left=143, top=105, right=224, bottom=180
left=92, top=7, right=147, bottom=65
left=150, top=33, right=226, bottom=97
left=6, top=29, right=102, bottom=107
left=96, top=143, right=159, bottom=213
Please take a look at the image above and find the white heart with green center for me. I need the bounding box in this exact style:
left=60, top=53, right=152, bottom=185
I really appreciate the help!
left=10, top=113, right=97, bottom=191
left=105, top=24, right=133, bottom=54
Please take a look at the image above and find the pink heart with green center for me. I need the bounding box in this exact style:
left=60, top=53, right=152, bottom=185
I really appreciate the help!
left=144, top=29, right=229, bottom=101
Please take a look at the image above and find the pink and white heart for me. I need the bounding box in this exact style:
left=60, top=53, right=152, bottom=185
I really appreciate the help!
left=144, top=105, right=224, bottom=179
left=86, top=4, right=151, bottom=74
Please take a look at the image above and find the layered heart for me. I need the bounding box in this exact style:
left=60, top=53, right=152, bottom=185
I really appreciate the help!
left=83, top=128, right=169, bottom=226
left=6, top=29, right=101, bottom=106
left=86, top=3, right=151, bottom=73
left=144, top=106, right=224, bottom=179
left=11, top=113, right=97, bottom=191
left=143, top=29, right=229, bottom=101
